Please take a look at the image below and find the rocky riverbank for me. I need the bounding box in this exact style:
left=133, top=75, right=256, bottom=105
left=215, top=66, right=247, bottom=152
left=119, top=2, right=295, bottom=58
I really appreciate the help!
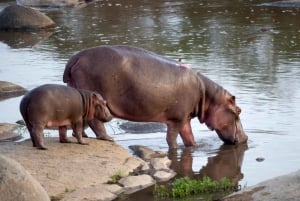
left=0, top=124, right=176, bottom=201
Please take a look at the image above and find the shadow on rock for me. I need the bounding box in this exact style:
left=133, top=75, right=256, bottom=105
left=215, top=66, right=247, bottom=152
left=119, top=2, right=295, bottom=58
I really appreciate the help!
left=169, top=143, right=248, bottom=186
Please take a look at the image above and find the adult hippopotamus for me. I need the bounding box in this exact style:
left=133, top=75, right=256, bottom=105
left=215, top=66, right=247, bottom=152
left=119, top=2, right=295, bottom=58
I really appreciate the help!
left=63, top=45, right=248, bottom=148
left=20, top=84, right=112, bottom=150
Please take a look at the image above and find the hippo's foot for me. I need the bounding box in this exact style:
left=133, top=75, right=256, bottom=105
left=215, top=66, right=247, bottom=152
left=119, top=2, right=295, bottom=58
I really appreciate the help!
left=72, top=132, right=89, bottom=138
left=96, top=135, right=114, bottom=142
left=60, top=138, right=72, bottom=143
left=37, top=146, right=48, bottom=150
left=78, top=141, right=89, bottom=145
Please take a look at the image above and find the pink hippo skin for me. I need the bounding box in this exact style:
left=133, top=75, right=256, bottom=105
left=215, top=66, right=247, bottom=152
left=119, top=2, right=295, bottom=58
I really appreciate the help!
left=63, top=45, right=248, bottom=148
left=19, top=84, right=113, bottom=150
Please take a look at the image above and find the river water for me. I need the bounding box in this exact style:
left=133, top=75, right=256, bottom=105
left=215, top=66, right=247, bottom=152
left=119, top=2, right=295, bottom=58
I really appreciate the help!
left=1, top=0, right=300, bottom=199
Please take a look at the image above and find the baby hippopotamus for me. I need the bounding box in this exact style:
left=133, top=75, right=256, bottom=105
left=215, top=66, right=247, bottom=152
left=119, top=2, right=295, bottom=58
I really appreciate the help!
left=19, top=84, right=113, bottom=150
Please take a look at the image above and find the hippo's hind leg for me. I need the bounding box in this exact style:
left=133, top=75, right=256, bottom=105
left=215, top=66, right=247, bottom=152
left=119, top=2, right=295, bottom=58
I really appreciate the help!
left=59, top=126, right=71, bottom=143
left=166, top=122, right=181, bottom=149
left=72, top=120, right=89, bottom=138
left=88, top=119, right=113, bottom=141
left=31, top=124, right=47, bottom=150
left=25, top=123, right=36, bottom=147
left=72, top=121, right=88, bottom=145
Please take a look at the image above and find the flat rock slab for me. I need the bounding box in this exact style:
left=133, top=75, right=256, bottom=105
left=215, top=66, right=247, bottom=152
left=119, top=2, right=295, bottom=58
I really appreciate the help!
left=223, top=169, right=300, bottom=201
left=0, top=137, right=143, bottom=200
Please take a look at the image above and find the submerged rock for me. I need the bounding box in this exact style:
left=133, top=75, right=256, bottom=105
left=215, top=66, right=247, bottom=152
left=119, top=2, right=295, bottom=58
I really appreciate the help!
left=120, top=121, right=166, bottom=134
left=0, top=5, right=55, bottom=31
left=0, top=155, right=50, bottom=201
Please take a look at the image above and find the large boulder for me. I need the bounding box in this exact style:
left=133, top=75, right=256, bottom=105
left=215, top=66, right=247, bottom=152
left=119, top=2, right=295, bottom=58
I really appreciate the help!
left=0, top=155, right=50, bottom=201
left=0, top=5, right=55, bottom=31
left=17, top=0, right=92, bottom=7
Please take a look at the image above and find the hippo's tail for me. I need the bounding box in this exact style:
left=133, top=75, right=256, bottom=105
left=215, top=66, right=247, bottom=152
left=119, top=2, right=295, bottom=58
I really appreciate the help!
left=63, top=55, right=79, bottom=87
left=19, top=94, right=30, bottom=127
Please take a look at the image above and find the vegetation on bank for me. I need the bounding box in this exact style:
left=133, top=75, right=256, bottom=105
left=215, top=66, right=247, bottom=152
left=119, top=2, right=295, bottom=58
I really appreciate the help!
left=153, top=176, right=238, bottom=199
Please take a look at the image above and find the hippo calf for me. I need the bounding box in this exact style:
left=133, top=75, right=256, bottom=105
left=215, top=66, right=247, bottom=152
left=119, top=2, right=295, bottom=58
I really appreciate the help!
left=19, top=84, right=113, bottom=150
left=63, top=45, right=248, bottom=148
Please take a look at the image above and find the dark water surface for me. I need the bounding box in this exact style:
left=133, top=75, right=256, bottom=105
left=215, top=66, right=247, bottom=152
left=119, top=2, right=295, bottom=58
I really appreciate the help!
left=1, top=0, right=300, bottom=199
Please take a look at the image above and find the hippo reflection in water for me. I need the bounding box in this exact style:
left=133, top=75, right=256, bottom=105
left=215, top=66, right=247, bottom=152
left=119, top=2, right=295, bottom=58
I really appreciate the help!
left=63, top=45, right=248, bottom=148
left=169, top=144, right=248, bottom=186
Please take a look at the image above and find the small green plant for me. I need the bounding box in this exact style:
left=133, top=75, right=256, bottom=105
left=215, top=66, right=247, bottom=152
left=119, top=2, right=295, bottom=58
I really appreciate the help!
left=154, top=176, right=236, bottom=199
left=107, top=169, right=127, bottom=184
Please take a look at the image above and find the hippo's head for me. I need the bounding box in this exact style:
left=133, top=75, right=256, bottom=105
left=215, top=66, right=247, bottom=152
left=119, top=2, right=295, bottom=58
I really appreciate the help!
left=87, top=92, right=113, bottom=122
left=200, top=92, right=248, bottom=144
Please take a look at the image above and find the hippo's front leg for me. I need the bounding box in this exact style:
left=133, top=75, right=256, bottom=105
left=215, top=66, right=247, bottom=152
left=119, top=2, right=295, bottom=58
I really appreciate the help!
left=179, top=119, right=196, bottom=147
left=72, top=121, right=88, bottom=145
left=88, top=119, right=113, bottom=141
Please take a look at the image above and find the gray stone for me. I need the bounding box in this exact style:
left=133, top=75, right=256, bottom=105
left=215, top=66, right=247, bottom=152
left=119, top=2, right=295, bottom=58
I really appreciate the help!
left=150, top=157, right=171, bottom=170
left=122, top=156, right=145, bottom=175
left=0, top=155, right=50, bottom=201
left=153, top=170, right=176, bottom=182
left=0, top=5, right=55, bottom=31
left=118, top=174, right=155, bottom=194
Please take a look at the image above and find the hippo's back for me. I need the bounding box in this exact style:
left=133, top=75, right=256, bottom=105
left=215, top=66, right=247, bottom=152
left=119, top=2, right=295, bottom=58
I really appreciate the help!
left=63, top=45, right=201, bottom=122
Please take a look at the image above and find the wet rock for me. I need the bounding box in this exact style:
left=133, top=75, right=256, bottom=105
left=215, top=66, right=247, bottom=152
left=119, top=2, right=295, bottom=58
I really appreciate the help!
left=0, top=81, right=27, bottom=100
left=0, top=123, right=22, bottom=141
left=0, top=155, right=50, bottom=201
left=118, top=174, right=155, bottom=194
left=17, top=0, right=93, bottom=8
left=129, top=145, right=167, bottom=160
left=0, top=5, right=55, bottom=31
left=120, top=121, right=166, bottom=134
